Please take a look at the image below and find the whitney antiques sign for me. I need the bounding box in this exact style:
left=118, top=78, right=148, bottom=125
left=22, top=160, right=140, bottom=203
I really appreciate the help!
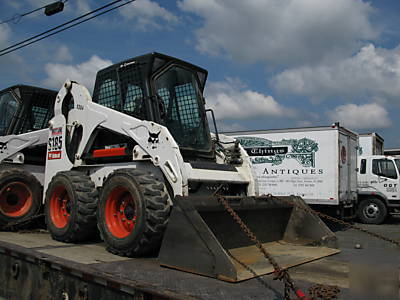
left=235, top=136, right=319, bottom=168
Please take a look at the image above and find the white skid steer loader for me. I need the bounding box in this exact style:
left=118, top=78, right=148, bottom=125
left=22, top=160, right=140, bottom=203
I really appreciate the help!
left=44, top=53, right=339, bottom=282
left=0, top=85, right=57, bottom=227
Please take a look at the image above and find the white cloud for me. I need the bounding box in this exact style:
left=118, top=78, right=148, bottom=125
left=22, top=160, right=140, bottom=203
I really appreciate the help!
left=296, top=120, right=313, bottom=127
left=179, top=0, right=377, bottom=65
left=119, top=0, right=178, bottom=30
left=43, top=55, right=112, bottom=92
left=26, top=0, right=49, bottom=7
left=214, top=122, right=246, bottom=133
left=205, top=78, right=296, bottom=120
left=54, top=45, right=73, bottom=62
left=4, top=2, right=22, bottom=9
left=326, top=103, right=391, bottom=129
left=0, top=25, right=27, bottom=82
left=75, top=0, right=91, bottom=14
left=0, top=25, right=10, bottom=48
left=273, top=44, right=400, bottom=102
left=27, top=0, right=49, bottom=5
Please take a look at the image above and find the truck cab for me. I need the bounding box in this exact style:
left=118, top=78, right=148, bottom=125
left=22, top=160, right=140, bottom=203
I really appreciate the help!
left=357, top=155, right=400, bottom=224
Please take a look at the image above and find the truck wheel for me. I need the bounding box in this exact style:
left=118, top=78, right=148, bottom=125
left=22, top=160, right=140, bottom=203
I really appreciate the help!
left=97, top=169, right=170, bottom=256
left=45, top=171, right=98, bottom=242
left=0, top=166, right=42, bottom=227
left=357, top=198, right=387, bottom=225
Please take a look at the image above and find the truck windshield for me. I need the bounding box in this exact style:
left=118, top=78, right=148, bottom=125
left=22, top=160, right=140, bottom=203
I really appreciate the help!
left=155, top=66, right=211, bottom=152
left=395, top=159, right=400, bottom=174
left=372, top=159, right=398, bottom=179
left=0, top=92, right=18, bottom=135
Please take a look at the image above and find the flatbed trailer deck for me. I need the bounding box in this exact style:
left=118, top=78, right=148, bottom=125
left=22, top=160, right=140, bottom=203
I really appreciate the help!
left=0, top=231, right=292, bottom=299
left=1, top=220, right=399, bottom=300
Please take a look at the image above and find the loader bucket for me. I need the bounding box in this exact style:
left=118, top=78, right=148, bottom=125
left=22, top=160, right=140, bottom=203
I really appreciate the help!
left=159, top=195, right=340, bottom=282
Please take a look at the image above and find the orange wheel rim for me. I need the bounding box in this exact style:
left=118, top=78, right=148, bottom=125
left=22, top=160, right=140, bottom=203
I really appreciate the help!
left=50, top=186, right=71, bottom=228
left=0, top=182, right=33, bottom=217
left=105, top=186, right=137, bottom=238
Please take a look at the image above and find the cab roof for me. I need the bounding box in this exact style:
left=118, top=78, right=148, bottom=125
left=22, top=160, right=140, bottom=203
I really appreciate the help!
left=95, top=52, right=208, bottom=91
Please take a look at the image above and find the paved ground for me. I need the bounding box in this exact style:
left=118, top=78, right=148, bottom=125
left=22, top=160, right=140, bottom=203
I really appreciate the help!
left=290, top=217, right=400, bottom=299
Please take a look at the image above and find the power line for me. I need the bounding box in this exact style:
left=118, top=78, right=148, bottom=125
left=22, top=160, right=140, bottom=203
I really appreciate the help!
left=0, top=0, right=125, bottom=54
left=0, top=0, right=135, bottom=57
left=0, top=6, right=47, bottom=25
left=0, top=1, right=69, bottom=25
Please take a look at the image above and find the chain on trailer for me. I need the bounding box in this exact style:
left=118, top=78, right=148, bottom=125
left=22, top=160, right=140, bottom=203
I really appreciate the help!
left=215, top=184, right=400, bottom=299
left=308, top=284, right=341, bottom=300
left=228, top=246, right=337, bottom=299
left=217, top=191, right=399, bottom=299
left=213, top=186, right=313, bottom=300
left=217, top=195, right=337, bottom=300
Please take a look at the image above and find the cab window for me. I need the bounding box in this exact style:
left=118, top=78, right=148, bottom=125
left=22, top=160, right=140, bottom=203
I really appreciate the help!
left=95, top=77, right=119, bottom=110
left=359, top=159, right=366, bottom=174
left=395, top=159, right=400, bottom=174
left=154, top=66, right=211, bottom=151
left=372, top=159, right=397, bottom=179
left=0, top=92, right=18, bottom=135
left=122, top=83, right=144, bottom=119
left=93, top=64, right=146, bottom=119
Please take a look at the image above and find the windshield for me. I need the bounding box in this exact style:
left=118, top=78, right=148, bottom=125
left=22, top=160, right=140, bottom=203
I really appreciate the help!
left=395, top=159, right=400, bottom=174
left=0, top=92, right=18, bottom=135
left=155, top=66, right=211, bottom=152
left=372, top=159, right=398, bottom=179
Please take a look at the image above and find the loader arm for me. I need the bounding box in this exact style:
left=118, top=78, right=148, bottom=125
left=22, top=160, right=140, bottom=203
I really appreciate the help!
left=0, top=129, right=49, bottom=164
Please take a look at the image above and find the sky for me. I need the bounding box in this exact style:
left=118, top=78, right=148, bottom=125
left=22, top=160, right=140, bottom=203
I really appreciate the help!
left=1, top=0, right=400, bottom=147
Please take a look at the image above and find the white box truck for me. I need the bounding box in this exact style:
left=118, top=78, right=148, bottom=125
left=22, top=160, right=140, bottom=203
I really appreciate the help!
left=357, top=155, right=400, bottom=223
left=224, top=124, right=358, bottom=218
left=358, top=132, right=384, bottom=156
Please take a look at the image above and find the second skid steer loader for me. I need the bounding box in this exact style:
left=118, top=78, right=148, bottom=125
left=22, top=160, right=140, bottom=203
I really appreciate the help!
left=43, top=53, right=339, bottom=282
left=0, top=85, right=57, bottom=227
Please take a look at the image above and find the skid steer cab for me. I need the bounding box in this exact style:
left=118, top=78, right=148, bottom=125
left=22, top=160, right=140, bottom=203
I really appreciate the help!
left=43, top=52, right=339, bottom=282
left=0, top=85, right=57, bottom=227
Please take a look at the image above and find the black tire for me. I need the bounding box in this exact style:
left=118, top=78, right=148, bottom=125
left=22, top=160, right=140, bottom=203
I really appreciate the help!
left=0, top=165, right=42, bottom=227
left=357, top=197, right=387, bottom=225
left=97, top=169, right=170, bottom=256
left=45, top=171, right=98, bottom=242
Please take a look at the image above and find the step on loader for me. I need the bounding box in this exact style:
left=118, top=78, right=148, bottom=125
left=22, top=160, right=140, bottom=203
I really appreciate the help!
left=0, top=85, right=57, bottom=227
left=43, top=53, right=339, bottom=281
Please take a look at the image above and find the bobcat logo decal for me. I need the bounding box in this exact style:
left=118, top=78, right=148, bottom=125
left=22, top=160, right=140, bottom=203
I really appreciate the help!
left=0, top=141, right=7, bottom=154
left=148, top=131, right=161, bottom=144
left=148, top=131, right=161, bottom=150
